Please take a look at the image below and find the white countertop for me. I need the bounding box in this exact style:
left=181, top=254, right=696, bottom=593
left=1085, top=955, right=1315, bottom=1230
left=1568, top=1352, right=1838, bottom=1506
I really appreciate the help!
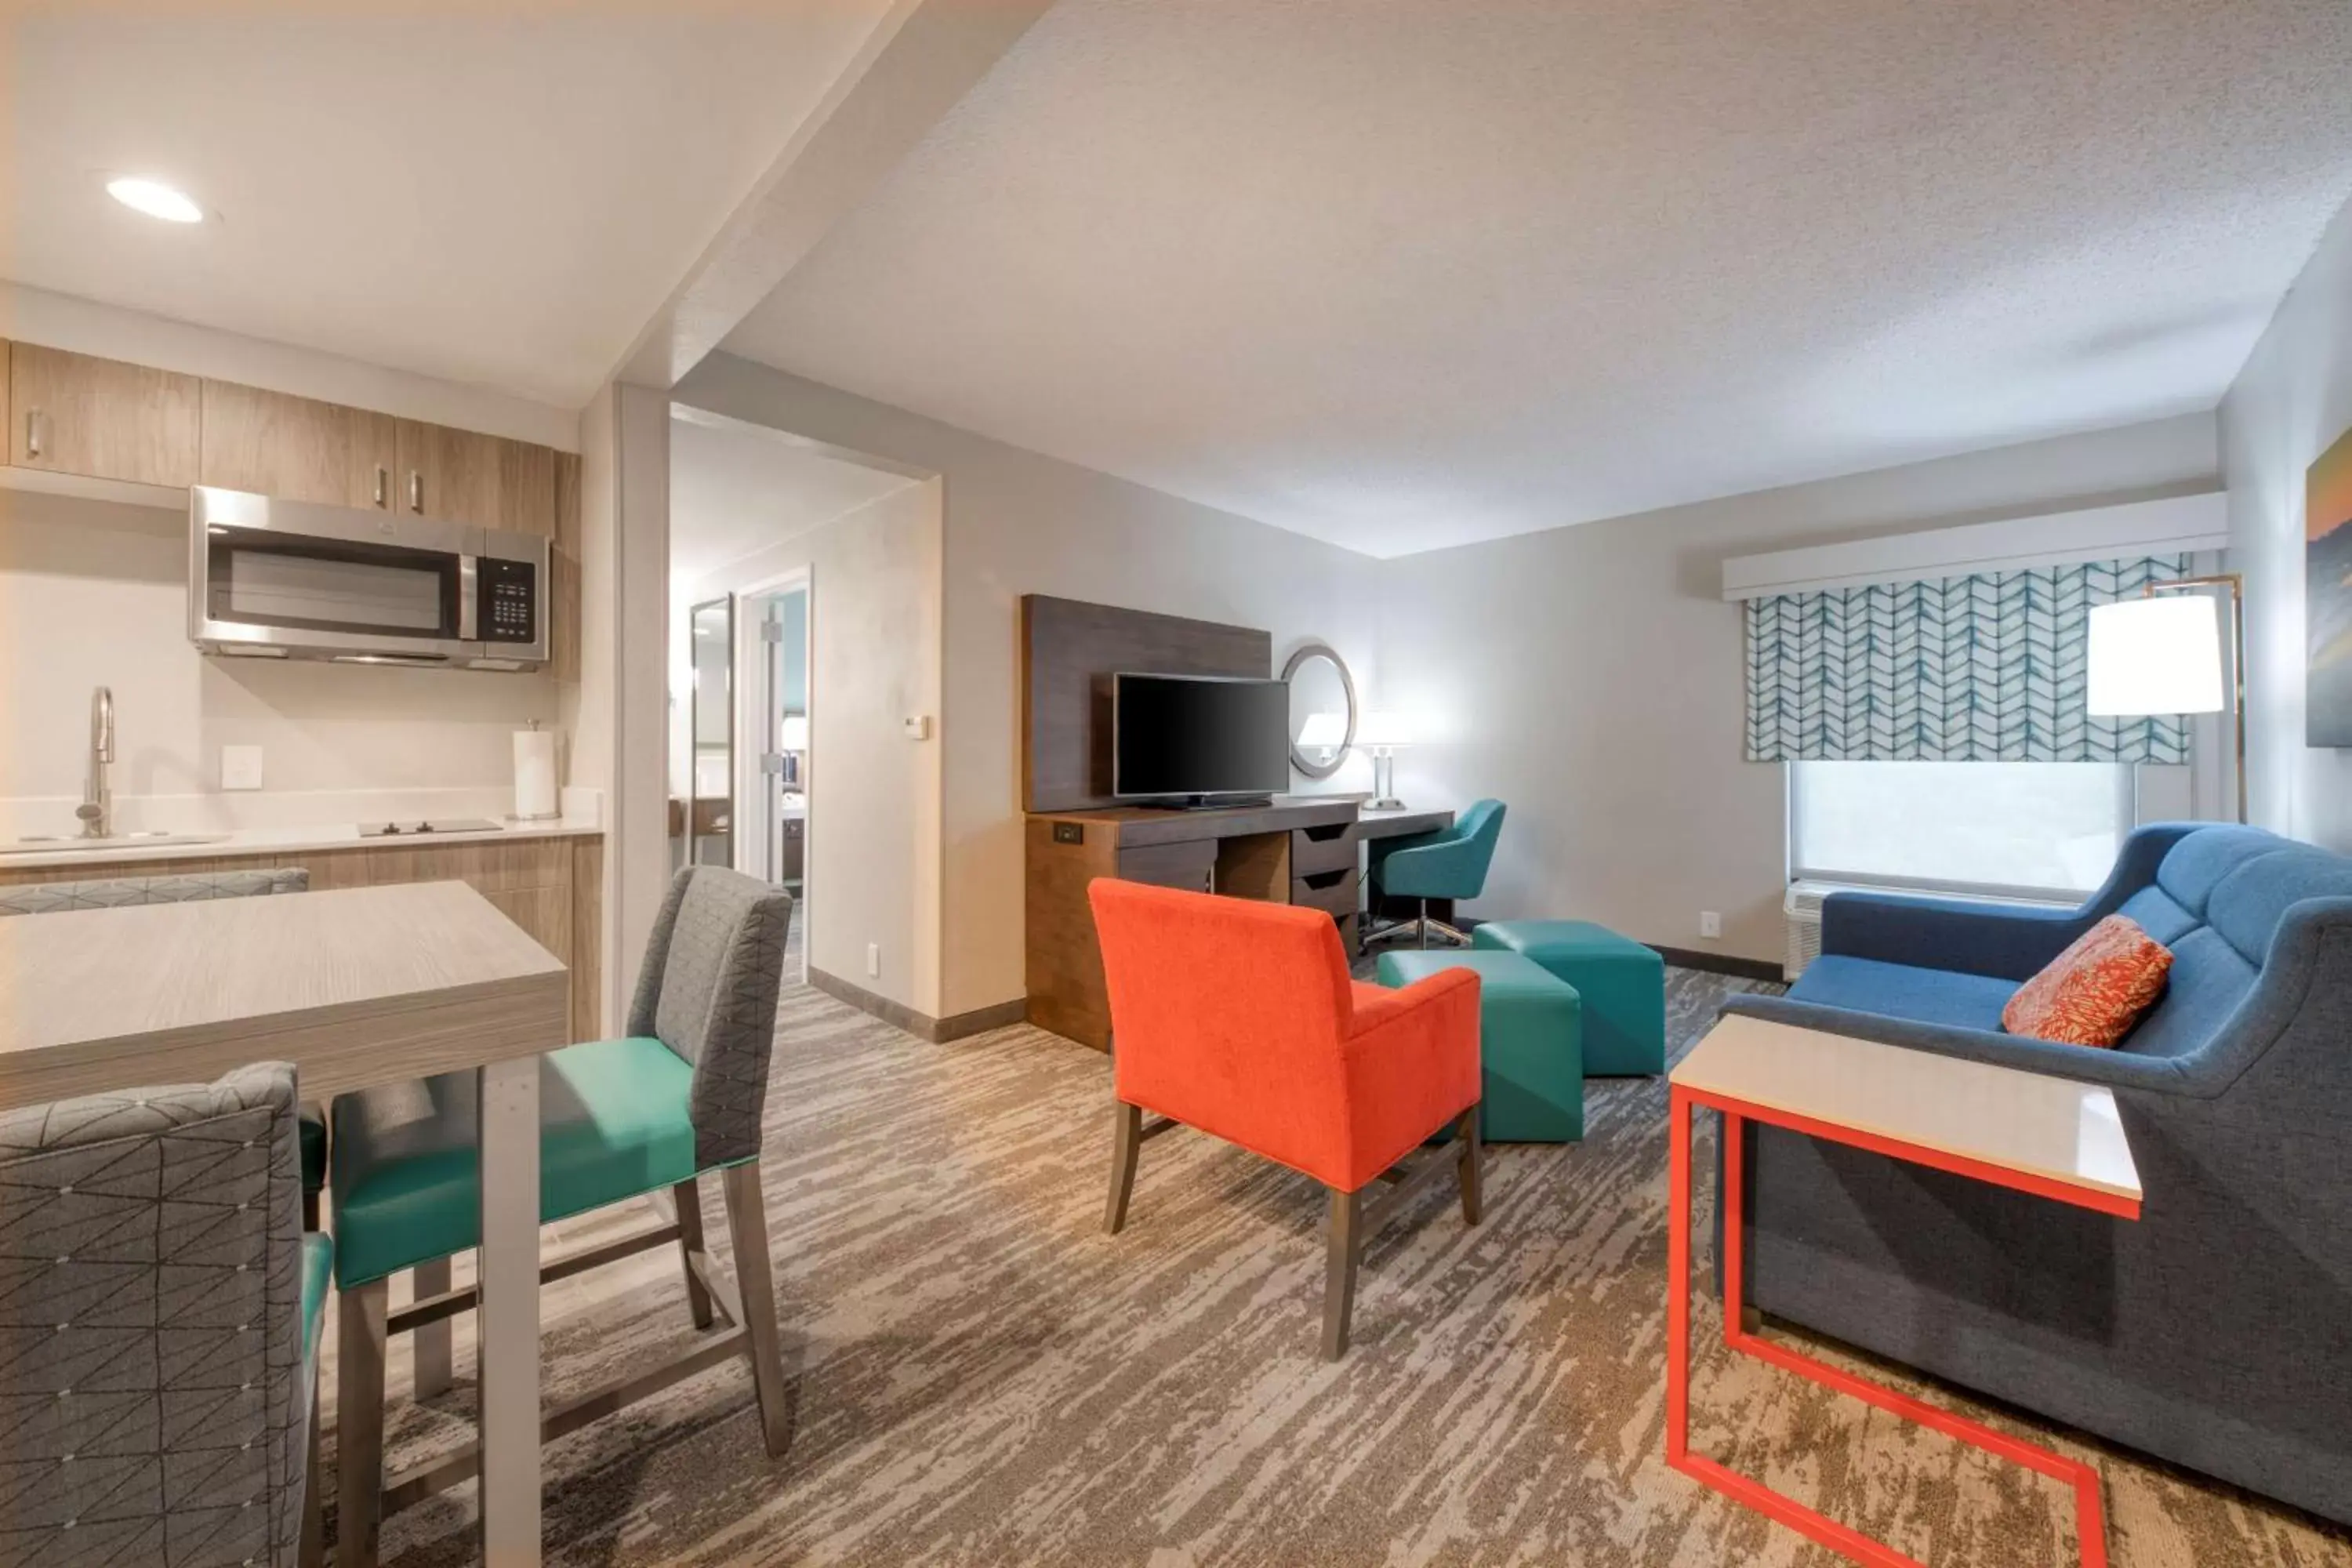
left=0, top=816, right=603, bottom=873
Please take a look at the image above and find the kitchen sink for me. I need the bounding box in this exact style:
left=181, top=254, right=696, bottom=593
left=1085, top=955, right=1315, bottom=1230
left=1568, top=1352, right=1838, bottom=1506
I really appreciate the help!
left=0, top=832, right=230, bottom=855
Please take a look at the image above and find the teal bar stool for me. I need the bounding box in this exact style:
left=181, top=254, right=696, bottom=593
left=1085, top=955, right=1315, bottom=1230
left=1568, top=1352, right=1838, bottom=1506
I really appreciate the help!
left=1368, top=798, right=1507, bottom=947
left=332, top=866, right=796, bottom=1567
left=0, top=1062, right=332, bottom=1568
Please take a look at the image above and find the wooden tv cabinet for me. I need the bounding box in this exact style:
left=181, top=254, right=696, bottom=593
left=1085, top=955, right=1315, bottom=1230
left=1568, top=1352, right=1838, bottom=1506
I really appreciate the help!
left=1025, top=797, right=1362, bottom=1049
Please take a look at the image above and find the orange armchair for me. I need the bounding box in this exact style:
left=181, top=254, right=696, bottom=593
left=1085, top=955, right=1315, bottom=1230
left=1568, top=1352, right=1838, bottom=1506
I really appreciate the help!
left=1089, top=878, right=1485, bottom=1358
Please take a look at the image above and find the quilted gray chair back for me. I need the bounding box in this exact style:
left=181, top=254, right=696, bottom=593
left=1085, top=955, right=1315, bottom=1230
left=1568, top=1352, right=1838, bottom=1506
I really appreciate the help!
left=0, top=1063, right=308, bottom=1567
left=0, top=868, right=308, bottom=918
left=625, top=866, right=795, bottom=1167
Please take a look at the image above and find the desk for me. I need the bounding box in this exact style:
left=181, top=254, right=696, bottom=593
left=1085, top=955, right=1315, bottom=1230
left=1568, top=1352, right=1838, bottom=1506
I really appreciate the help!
left=0, top=880, right=568, bottom=1566
left=1667, top=1014, right=2140, bottom=1568
left=1025, top=797, right=1360, bottom=1047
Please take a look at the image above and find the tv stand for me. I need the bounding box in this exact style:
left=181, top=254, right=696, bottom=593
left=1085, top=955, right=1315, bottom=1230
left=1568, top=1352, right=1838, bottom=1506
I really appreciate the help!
left=1025, top=797, right=1361, bottom=1049
left=1164, top=793, right=1273, bottom=811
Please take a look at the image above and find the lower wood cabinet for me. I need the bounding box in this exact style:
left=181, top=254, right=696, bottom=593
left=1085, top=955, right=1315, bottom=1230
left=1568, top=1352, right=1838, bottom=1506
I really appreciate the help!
left=0, top=833, right=604, bottom=1040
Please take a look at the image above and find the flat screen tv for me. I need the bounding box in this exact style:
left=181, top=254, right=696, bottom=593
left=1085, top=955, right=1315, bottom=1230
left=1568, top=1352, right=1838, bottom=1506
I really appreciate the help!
left=1112, top=672, right=1289, bottom=803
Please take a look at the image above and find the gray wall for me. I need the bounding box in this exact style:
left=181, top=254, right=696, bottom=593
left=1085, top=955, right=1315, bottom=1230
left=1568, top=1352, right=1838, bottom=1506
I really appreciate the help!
left=673, top=353, right=1383, bottom=1017
left=1373, top=414, right=2220, bottom=963
left=2223, top=196, right=2352, bottom=851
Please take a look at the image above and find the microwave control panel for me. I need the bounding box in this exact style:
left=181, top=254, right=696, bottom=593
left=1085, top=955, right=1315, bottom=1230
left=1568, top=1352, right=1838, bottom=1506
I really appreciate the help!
left=480, top=557, right=538, bottom=644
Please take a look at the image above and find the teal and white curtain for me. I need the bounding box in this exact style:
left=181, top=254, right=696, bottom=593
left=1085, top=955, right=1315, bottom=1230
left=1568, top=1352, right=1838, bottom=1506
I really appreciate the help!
left=1744, top=557, right=2190, bottom=763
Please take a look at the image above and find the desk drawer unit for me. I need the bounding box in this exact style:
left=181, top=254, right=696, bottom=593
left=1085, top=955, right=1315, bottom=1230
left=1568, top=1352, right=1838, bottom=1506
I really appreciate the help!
left=1292, top=865, right=1359, bottom=933
left=1290, top=821, right=1358, bottom=878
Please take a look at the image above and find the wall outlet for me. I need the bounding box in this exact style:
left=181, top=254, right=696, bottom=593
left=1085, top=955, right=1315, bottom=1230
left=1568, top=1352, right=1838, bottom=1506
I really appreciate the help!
left=866, top=942, right=881, bottom=978
left=1699, top=910, right=1722, bottom=939
left=220, top=745, right=264, bottom=791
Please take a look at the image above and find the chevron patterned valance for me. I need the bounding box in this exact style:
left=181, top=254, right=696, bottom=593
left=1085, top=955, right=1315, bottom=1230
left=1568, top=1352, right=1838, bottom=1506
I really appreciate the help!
left=1744, top=557, right=2192, bottom=763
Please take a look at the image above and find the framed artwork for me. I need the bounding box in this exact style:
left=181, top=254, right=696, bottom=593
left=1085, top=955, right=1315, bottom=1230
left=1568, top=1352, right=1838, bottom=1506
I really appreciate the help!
left=2312, top=424, right=2352, bottom=747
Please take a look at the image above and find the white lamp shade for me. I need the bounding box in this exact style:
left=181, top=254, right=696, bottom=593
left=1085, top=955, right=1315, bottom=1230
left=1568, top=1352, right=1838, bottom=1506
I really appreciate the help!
left=1296, top=711, right=1349, bottom=748
left=2087, top=595, right=2224, bottom=716
left=1356, top=711, right=1416, bottom=747
left=779, top=714, right=810, bottom=750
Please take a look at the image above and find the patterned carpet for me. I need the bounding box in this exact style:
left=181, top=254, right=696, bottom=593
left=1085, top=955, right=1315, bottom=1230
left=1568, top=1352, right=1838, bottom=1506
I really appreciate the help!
left=317, top=960, right=2352, bottom=1567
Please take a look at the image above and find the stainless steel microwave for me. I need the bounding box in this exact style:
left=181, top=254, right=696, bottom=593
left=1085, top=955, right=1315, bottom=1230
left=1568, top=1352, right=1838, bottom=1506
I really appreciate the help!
left=188, top=487, right=549, bottom=670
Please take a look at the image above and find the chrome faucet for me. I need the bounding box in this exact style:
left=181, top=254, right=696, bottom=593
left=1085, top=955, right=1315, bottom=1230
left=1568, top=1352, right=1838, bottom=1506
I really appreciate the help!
left=76, top=687, right=113, bottom=840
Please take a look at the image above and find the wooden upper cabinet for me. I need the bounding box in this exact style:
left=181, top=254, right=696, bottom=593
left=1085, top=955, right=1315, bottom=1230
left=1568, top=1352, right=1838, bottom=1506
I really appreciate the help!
left=10, top=343, right=200, bottom=486
left=395, top=421, right=554, bottom=536
left=199, top=381, right=397, bottom=509
left=499, top=438, right=557, bottom=539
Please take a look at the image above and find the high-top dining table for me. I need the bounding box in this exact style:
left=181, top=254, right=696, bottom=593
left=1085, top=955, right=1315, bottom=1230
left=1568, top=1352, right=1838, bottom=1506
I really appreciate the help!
left=0, top=878, right=568, bottom=1566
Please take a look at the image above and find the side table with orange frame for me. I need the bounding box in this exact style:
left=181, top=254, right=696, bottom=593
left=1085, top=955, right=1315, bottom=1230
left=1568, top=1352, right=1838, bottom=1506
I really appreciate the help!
left=1665, top=1014, right=2143, bottom=1568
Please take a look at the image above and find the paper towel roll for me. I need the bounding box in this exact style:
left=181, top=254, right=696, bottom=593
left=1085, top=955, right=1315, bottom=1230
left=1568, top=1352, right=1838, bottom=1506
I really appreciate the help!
left=513, top=729, right=559, bottom=822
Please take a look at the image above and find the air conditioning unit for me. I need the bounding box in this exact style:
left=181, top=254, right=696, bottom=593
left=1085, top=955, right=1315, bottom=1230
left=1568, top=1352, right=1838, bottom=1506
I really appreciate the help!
left=1782, top=880, right=1847, bottom=982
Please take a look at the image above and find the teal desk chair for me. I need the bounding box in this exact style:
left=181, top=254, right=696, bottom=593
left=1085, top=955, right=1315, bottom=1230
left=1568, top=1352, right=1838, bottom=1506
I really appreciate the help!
left=1369, top=798, right=1507, bottom=948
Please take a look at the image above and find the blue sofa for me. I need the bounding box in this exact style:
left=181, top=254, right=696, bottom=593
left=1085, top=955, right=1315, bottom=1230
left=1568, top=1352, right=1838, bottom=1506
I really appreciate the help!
left=1721, top=824, right=2352, bottom=1526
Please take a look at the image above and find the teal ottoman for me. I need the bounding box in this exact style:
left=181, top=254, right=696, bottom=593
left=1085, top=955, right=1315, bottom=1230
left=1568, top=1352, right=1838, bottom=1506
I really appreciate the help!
left=1471, top=920, right=1665, bottom=1075
left=1376, top=949, right=1582, bottom=1142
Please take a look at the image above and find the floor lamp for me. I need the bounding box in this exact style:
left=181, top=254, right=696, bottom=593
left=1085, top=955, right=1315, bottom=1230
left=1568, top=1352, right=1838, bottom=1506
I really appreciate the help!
left=2085, top=574, right=2246, bottom=824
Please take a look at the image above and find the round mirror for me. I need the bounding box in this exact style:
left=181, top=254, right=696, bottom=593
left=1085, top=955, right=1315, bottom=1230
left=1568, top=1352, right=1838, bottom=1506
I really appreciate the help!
left=1282, top=641, right=1357, bottom=780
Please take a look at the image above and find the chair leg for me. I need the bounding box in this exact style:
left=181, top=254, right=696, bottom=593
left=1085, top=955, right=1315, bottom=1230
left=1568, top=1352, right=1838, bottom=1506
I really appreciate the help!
left=299, top=1356, right=324, bottom=1568
left=1417, top=898, right=1429, bottom=949
left=411, top=1259, right=454, bottom=1400
left=673, top=1178, right=717, bottom=1330
left=1104, top=1099, right=1142, bottom=1235
left=1457, top=1107, right=1483, bottom=1226
left=720, top=1161, right=793, bottom=1459
left=1322, top=1185, right=1363, bottom=1361
left=336, top=1279, right=390, bottom=1568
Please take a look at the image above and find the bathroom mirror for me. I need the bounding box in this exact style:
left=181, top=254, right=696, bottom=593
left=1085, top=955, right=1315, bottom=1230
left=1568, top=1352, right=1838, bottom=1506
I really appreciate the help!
left=1282, top=641, right=1357, bottom=780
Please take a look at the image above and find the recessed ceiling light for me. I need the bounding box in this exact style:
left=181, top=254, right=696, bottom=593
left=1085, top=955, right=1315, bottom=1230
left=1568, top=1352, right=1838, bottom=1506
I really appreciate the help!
left=106, top=176, right=205, bottom=224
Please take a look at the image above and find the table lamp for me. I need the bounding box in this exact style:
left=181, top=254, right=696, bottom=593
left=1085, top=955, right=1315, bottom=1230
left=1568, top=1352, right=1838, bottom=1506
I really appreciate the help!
left=2085, top=575, right=2244, bottom=822
left=1356, top=712, right=1414, bottom=810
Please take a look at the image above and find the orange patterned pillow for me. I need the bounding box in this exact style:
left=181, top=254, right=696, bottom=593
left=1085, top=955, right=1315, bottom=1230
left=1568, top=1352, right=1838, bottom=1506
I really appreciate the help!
left=2002, top=915, right=2173, bottom=1047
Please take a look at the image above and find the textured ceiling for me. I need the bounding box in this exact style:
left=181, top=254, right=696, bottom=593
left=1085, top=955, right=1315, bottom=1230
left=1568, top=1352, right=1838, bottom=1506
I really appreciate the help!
left=2, top=0, right=896, bottom=406
left=670, top=412, right=920, bottom=586
left=726, top=0, right=2352, bottom=557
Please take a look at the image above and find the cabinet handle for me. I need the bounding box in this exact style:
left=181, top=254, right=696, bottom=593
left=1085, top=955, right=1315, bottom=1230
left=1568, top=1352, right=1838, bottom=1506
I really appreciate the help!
left=24, top=409, right=42, bottom=459
left=373, top=465, right=388, bottom=508
left=408, top=470, right=423, bottom=513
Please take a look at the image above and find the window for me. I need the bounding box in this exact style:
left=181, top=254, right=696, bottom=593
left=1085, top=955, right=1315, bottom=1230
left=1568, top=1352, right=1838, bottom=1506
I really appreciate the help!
left=1789, top=761, right=2132, bottom=898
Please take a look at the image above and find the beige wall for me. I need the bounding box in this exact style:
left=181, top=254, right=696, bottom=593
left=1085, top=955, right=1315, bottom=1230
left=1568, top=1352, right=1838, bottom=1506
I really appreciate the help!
left=673, top=473, right=946, bottom=1015
left=0, top=486, right=556, bottom=836
left=673, top=353, right=1383, bottom=1018
left=1373, top=413, right=2222, bottom=964
left=2223, top=196, right=2352, bottom=851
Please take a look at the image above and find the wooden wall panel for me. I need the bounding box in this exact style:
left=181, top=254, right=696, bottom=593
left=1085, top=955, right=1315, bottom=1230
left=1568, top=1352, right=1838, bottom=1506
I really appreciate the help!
left=1019, top=594, right=1271, bottom=813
